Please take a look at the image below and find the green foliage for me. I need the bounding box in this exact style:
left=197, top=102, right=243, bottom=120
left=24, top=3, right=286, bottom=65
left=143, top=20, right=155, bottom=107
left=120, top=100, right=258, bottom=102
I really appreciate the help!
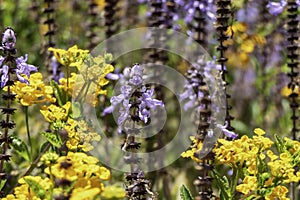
left=40, top=132, right=63, bottom=148
left=10, top=136, right=30, bottom=161
left=179, top=185, right=194, bottom=200
left=24, top=178, right=46, bottom=199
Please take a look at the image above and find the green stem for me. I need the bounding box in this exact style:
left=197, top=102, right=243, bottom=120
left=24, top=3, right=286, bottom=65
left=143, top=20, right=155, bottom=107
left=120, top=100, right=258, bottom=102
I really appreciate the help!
left=24, top=106, right=32, bottom=160
left=231, top=167, right=240, bottom=198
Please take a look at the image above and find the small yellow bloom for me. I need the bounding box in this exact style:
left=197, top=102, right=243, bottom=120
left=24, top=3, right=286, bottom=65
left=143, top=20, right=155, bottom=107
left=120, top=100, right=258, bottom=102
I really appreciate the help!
left=48, top=45, right=89, bottom=67
left=254, top=128, right=266, bottom=136
left=40, top=102, right=71, bottom=123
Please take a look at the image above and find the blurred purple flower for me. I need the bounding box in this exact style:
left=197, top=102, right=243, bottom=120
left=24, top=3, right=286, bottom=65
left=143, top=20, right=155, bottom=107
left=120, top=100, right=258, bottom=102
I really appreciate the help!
left=266, top=0, right=300, bottom=15
left=0, top=63, right=8, bottom=88
left=267, top=0, right=287, bottom=15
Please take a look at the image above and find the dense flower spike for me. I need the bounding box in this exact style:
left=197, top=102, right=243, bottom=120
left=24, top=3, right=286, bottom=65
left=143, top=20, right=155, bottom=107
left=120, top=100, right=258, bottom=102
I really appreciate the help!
left=285, top=0, right=299, bottom=140
left=86, top=0, right=100, bottom=49
left=0, top=28, right=37, bottom=196
left=104, top=64, right=163, bottom=199
left=215, top=0, right=235, bottom=134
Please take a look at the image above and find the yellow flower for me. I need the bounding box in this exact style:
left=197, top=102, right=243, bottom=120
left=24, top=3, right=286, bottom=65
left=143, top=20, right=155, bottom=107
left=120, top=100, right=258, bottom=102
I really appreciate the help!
left=281, top=85, right=300, bottom=98
left=2, top=176, right=52, bottom=200
left=266, top=186, right=289, bottom=200
left=6, top=73, right=56, bottom=106
left=254, top=128, right=266, bottom=136
left=40, top=102, right=71, bottom=123
left=48, top=45, right=89, bottom=67
left=64, top=118, right=101, bottom=152
left=40, top=152, right=59, bottom=165
left=236, top=176, right=257, bottom=195
left=181, top=136, right=203, bottom=162
left=101, top=185, right=126, bottom=199
left=70, top=188, right=100, bottom=200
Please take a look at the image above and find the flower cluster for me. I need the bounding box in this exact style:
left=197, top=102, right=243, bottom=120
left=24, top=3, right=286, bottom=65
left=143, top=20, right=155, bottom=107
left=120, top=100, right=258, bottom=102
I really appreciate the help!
left=0, top=28, right=37, bottom=88
left=3, top=152, right=114, bottom=200
left=8, top=72, right=56, bottom=106
left=213, top=128, right=300, bottom=199
left=104, top=64, right=164, bottom=127
left=64, top=118, right=101, bottom=152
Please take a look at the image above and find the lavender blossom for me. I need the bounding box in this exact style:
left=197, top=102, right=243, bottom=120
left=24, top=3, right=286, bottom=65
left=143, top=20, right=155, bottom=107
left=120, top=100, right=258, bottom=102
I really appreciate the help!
left=1, top=27, right=16, bottom=51
left=184, top=0, right=216, bottom=24
left=103, top=64, right=164, bottom=127
left=217, top=122, right=238, bottom=139
left=267, top=0, right=300, bottom=15
left=0, top=28, right=38, bottom=88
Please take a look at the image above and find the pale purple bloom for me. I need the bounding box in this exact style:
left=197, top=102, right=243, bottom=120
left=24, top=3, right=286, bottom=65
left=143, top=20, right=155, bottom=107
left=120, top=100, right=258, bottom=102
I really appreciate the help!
left=217, top=122, right=238, bottom=139
left=0, top=64, right=8, bottom=88
left=266, top=0, right=300, bottom=16
left=138, top=88, right=164, bottom=123
left=267, top=0, right=287, bottom=15
left=2, top=28, right=16, bottom=50
left=0, top=54, right=38, bottom=87
left=103, top=64, right=164, bottom=126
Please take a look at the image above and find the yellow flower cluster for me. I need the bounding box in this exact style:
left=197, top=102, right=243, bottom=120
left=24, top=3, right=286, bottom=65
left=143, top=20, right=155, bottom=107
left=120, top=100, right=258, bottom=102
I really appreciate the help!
left=213, top=128, right=300, bottom=199
left=214, top=128, right=273, bottom=173
left=44, top=152, right=110, bottom=199
left=181, top=136, right=203, bottom=162
left=6, top=73, right=55, bottom=106
left=48, top=45, right=89, bottom=67
left=64, top=118, right=101, bottom=152
left=53, top=47, right=114, bottom=106
left=2, top=176, right=52, bottom=200
left=3, top=153, right=115, bottom=200
left=40, top=102, right=71, bottom=123
left=225, top=22, right=266, bottom=68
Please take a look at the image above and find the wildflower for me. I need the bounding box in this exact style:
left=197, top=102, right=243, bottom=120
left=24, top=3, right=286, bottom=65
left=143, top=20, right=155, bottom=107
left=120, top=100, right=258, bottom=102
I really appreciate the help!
left=1, top=27, right=16, bottom=51
left=2, top=176, right=52, bottom=200
left=40, top=102, right=71, bottom=123
left=64, top=118, right=101, bottom=152
left=267, top=0, right=300, bottom=15
left=265, top=185, right=289, bottom=200
left=48, top=45, right=89, bottom=67
left=0, top=54, right=38, bottom=88
left=236, top=176, right=257, bottom=195
left=103, top=64, right=164, bottom=126
left=8, top=72, right=56, bottom=106
left=181, top=136, right=203, bottom=162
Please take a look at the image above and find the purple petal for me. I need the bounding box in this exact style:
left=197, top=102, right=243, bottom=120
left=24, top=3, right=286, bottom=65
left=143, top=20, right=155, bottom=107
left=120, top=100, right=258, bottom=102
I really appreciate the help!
left=0, top=65, right=9, bottom=88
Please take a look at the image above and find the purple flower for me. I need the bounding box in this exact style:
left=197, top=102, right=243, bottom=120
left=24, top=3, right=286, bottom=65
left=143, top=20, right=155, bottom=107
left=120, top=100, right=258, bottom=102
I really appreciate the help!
left=0, top=64, right=8, bottom=88
left=0, top=54, right=38, bottom=87
left=2, top=27, right=16, bottom=50
left=267, top=0, right=287, bottom=15
left=266, top=0, right=300, bottom=15
left=138, top=88, right=164, bottom=123
left=217, top=122, right=238, bottom=139
left=103, top=64, right=164, bottom=126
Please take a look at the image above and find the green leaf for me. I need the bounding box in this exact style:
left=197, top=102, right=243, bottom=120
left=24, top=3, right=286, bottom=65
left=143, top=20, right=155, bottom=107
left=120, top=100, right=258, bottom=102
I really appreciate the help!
left=50, top=80, right=66, bottom=106
left=70, top=102, right=81, bottom=118
left=179, top=185, right=194, bottom=200
left=41, top=132, right=63, bottom=147
left=212, top=169, right=231, bottom=200
left=274, top=135, right=284, bottom=153
left=0, top=180, right=6, bottom=191
left=24, top=177, right=46, bottom=199
left=10, top=136, right=30, bottom=161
